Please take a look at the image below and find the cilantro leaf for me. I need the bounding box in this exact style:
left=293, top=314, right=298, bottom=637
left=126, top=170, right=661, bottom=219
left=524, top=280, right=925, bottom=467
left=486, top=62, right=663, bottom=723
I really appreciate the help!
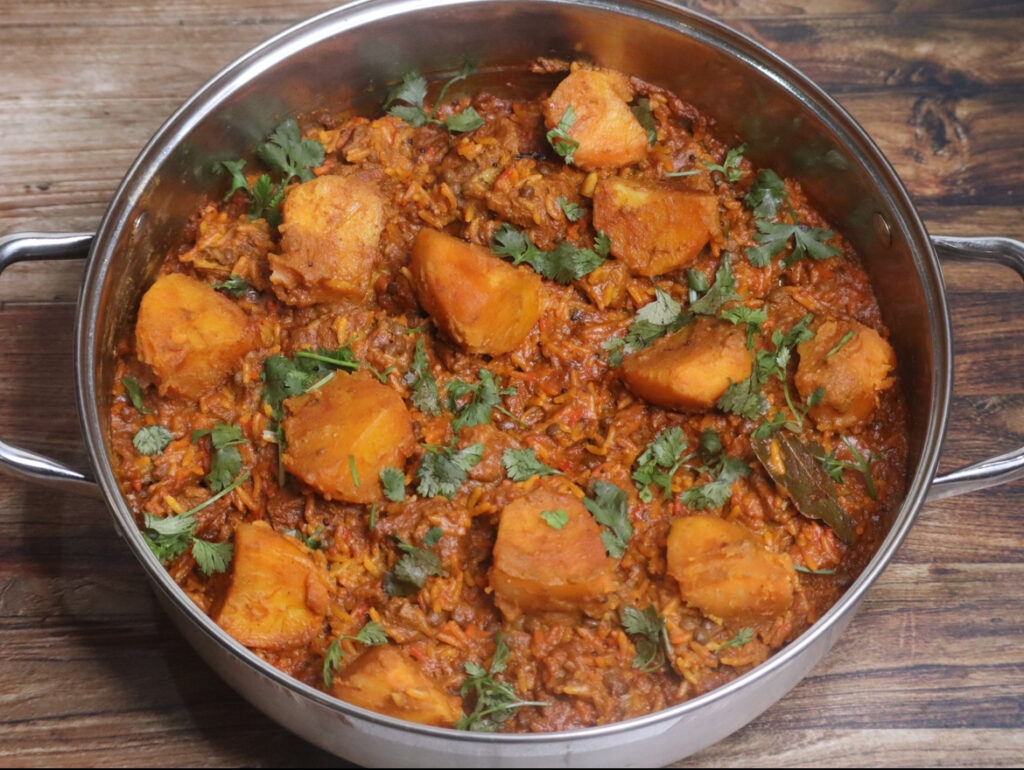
left=447, top=370, right=517, bottom=433
left=583, top=481, right=632, bottom=558
left=211, top=275, right=250, bottom=297
left=255, top=118, right=325, bottom=184
left=621, top=606, right=673, bottom=672
left=704, top=143, right=746, bottom=183
left=604, top=287, right=690, bottom=365
left=133, top=425, right=173, bottom=456
left=632, top=427, right=688, bottom=503
left=322, top=639, right=344, bottom=689
left=355, top=620, right=389, bottom=646
left=121, top=376, right=153, bottom=415
left=385, top=64, right=481, bottom=134
left=720, top=305, right=767, bottom=349
left=546, top=104, right=579, bottom=164
left=143, top=472, right=248, bottom=573
left=403, top=337, right=441, bottom=416
left=384, top=70, right=430, bottom=123
left=501, top=448, right=559, bottom=482
left=247, top=173, right=285, bottom=226
left=680, top=439, right=752, bottom=510
left=416, top=441, right=484, bottom=499
left=540, top=509, right=570, bottom=530
left=717, top=626, right=754, bottom=652
left=557, top=195, right=586, bottom=222
left=491, top=224, right=607, bottom=284
left=192, top=424, right=247, bottom=493
left=746, top=169, right=788, bottom=220
left=379, top=466, right=406, bottom=502
left=322, top=621, right=390, bottom=688
left=191, top=538, right=234, bottom=576
left=688, top=254, right=741, bottom=317
left=383, top=537, right=445, bottom=597
left=219, top=159, right=250, bottom=201
left=631, top=97, right=658, bottom=145
left=444, top=106, right=484, bottom=133
left=457, top=632, right=549, bottom=732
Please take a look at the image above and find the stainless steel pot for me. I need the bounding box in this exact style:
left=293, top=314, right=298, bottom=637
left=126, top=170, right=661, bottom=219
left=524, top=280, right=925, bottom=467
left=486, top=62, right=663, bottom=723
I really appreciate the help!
left=2, top=1, right=1023, bottom=766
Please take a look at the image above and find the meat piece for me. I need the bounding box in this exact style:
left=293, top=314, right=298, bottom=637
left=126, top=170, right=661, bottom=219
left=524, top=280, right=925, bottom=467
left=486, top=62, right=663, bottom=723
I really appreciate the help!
left=795, top=318, right=896, bottom=431
left=544, top=68, right=648, bottom=171
left=409, top=228, right=542, bottom=355
left=269, top=174, right=384, bottom=305
left=331, top=645, right=463, bottom=727
left=135, top=272, right=255, bottom=399
left=212, top=521, right=331, bottom=650
left=621, top=317, right=752, bottom=411
left=282, top=372, right=416, bottom=504
left=593, top=177, right=720, bottom=276
left=666, top=514, right=795, bottom=629
left=491, top=487, right=616, bottom=619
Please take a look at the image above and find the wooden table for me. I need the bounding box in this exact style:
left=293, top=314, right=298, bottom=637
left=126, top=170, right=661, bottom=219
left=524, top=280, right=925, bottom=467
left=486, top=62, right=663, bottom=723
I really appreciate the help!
left=1, top=1, right=1021, bottom=766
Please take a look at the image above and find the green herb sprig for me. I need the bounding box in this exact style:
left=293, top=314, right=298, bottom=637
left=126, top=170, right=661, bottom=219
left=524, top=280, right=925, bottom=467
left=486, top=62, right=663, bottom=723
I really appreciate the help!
left=416, top=440, right=485, bottom=500
left=632, top=427, right=689, bottom=503
left=456, top=632, right=549, bottom=732
left=584, top=480, right=632, bottom=558
left=322, top=621, right=389, bottom=688
left=501, top=448, right=560, bottom=482
left=218, top=118, right=325, bottom=226
left=143, top=471, right=249, bottom=575
left=383, top=535, right=446, bottom=597
left=621, top=606, right=673, bottom=672
left=191, top=424, right=248, bottom=492
left=384, top=63, right=484, bottom=133
left=744, top=169, right=841, bottom=268
left=491, top=223, right=609, bottom=285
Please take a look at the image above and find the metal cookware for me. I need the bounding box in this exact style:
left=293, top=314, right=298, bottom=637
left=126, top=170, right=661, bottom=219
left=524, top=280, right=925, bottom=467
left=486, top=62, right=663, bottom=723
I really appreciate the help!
left=2, top=1, right=1023, bottom=765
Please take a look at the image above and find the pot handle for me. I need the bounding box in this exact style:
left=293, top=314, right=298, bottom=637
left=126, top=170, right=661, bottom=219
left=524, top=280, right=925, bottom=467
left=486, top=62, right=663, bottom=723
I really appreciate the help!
left=0, top=233, right=101, bottom=497
left=927, top=235, right=1024, bottom=501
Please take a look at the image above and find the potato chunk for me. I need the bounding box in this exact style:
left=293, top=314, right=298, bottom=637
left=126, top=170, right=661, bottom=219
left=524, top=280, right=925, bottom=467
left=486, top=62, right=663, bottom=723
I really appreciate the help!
left=269, top=174, right=384, bottom=306
left=795, top=318, right=896, bottom=431
left=593, top=178, right=720, bottom=276
left=135, top=272, right=255, bottom=399
left=331, top=645, right=463, bottom=727
left=282, top=372, right=416, bottom=503
left=544, top=68, right=649, bottom=171
left=621, top=317, right=753, bottom=411
left=491, top=488, right=616, bottom=619
left=409, top=228, right=542, bottom=355
left=666, top=515, right=795, bottom=629
left=212, top=521, right=331, bottom=651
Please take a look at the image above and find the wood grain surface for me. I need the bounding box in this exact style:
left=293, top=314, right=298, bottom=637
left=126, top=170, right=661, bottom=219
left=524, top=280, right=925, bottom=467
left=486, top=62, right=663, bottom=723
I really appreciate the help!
left=1, top=1, right=1022, bottom=766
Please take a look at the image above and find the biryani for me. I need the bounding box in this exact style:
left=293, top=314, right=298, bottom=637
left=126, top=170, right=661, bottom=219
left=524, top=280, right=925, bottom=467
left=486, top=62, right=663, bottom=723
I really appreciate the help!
left=109, top=60, right=908, bottom=732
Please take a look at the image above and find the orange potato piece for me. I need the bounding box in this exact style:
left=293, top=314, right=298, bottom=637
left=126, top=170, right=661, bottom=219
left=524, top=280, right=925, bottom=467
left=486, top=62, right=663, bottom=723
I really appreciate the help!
left=409, top=228, right=542, bottom=355
left=666, top=515, right=795, bottom=629
left=491, top=488, right=616, bottom=619
left=282, top=372, right=416, bottom=503
left=543, top=68, right=648, bottom=171
left=593, top=177, right=720, bottom=276
left=621, top=317, right=753, bottom=411
left=135, top=272, right=255, bottom=399
left=212, top=521, right=331, bottom=651
left=269, top=174, right=384, bottom=305
left=331, top=645, right=463, bottom=727
left=795, top=318, right=896, bottom=431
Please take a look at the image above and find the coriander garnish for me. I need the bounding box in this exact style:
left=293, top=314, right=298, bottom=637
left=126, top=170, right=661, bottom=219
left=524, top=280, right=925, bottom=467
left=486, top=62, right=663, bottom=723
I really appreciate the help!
left=621, top=606, right=673, bottom=672
left=456, top=632, right=549, bottom=732
left=322, top=621, right=390, bottom=688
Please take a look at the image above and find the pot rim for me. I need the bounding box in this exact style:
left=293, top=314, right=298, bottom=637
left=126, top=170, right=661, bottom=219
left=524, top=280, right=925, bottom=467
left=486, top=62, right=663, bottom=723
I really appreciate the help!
left=74, top=0, right=952, bottom=746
